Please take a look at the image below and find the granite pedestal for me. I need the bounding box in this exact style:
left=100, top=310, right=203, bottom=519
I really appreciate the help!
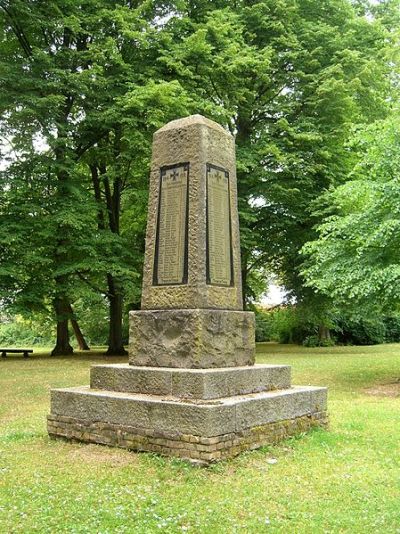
left=48, top=115, right=327, bottom=464
left=48, top=363, right=327, bottom=463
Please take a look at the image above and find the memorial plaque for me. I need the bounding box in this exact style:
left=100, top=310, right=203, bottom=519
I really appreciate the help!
left=206, top=164, right=233, bottom=286
left=153, top=163, right=189, bottom=285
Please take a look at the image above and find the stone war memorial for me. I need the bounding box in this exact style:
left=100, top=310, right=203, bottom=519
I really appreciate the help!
left=48, top=115, right=328, bottom=464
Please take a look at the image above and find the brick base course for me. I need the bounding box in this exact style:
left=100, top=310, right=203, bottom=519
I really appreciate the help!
left=47, top=411, right=328, bottom=464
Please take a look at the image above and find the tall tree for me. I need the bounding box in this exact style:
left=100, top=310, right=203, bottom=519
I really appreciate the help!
left=302, top=115, right=400, bottom=313
left=160, top=0, right=394, bottom=313
left=1, top=0, right=397, bottom=352
left=0, top=0, right=190, bottom=354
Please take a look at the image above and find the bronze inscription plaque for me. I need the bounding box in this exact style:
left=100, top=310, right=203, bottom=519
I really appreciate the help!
left=206, top=164, right=233, bottom=286
left=153, top=163, right=189, bottom=285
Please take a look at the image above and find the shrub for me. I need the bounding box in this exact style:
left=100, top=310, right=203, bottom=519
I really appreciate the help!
left=383, top=315, right=400, bottom=342
left=268, top=306, right=318, bottom=344
left=254, top=308, right=274, bottom=342
left=335, top=316, right=387, bottom=345
left=264, top=305, right=399, bottom=347
left=0, top=319, right=53, bottom=347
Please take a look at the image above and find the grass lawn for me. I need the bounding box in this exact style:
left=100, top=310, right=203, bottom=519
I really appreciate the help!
left=0, top=343, right=399, bottom=533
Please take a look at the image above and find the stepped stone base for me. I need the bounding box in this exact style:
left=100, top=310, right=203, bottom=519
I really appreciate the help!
left=48, top=411, right=327, bottom=464
left=48, top=363, right=327, bottom=464
left=90, top=364, right=291, bottom=399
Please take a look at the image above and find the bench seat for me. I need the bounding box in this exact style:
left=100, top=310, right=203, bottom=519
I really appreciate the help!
left=1, top=349, right=33, bottom=358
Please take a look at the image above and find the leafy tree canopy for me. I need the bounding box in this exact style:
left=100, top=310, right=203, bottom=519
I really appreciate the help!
left=160, top=0, right=395, bottom=305
left=0, top=0, right=193, bottom=352
left=0, top=0, right=399, bottom=350
left=302, top=115, right=400, bottom=313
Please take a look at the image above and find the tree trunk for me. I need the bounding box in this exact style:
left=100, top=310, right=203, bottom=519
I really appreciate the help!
left=51, top=297, right=74, bottom=356
left=106, top=273, right=127, bottom=355
left=51, top=89, right=75, bottom=358
left=318, top=325, right=331, bottom=342
left=96, top=153, right=127, bottom=356
left=236, top=116, right=252, bottom=311
left=67, top=304, right=90, bottom=350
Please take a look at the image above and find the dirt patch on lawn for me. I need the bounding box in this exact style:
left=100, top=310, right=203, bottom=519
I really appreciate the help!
left=68, top=444, right=138, bottom=467
left=364, top=381, right=400, bottom=398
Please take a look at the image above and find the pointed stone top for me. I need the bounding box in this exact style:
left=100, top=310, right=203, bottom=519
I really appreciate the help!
left=155, top=114, right=230, bottom=136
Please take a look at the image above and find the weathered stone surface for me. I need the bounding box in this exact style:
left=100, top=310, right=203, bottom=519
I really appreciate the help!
left=91, top=363, right=291, bottom=399
left=48, top=410, right=328, bottom=465
left=234, top=386, right=325, bottom=430
left=129, top=309, right=255, bottom=368
left=49, top=385, right=327, bottom=438
left=310, top=387, right=328, bottom=412
left=50, top=387, right=237, bottom=436
left=141, top=115, right=242, bottom=311
left=91, top=365, right=171, bottom=396
left=171, top=364, right=290, bottom=399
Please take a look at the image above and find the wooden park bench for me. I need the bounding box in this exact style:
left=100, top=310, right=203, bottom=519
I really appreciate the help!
left=1, top=348, right=33, bottom=358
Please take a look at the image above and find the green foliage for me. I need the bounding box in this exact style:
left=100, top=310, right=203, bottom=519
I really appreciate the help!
left=69, top=294, right=110, bottom=345
left=253, top=307, right=274, bottom=342
left=255, top=304, right=400, bottom=346
left=268, top=301, right=339, bottom=344
left=0, top=317, right=54, bottom=347
left=383, top=315, right=400, bottom=342
left=336, top=316, right=387, bottom=345
left=159, top=0, right=395, bottom=305
left=0, top=288, right=134, bottom=347
left=335, top=314, right=400, bottom=345
left=0, top=0, right=193, bottom=350
left=253, top=306, right=315, bottom=344
left=302, top=116, right=400, bottom=312
left=0, top=0, right=399, bottom=346
left=0, top=299, right=110, bottom=347
left=270, top=307, right=300, bottom=344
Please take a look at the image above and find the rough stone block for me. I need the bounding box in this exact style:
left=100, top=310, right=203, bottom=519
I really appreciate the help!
left=129, top=308, right=255, bottom=368
left=310, top=387, right=328, bottom=412
left=91, top=365, right=172, bottom=396
left=91, top=363, right=291, bottom=399
left=171, top=364, right=290, bottom=399
left=50, top=387, right=237, bottom=436
left=48, top=115, right=328, bottom=463
left=48, top=407, right=327, bottom=464
left=234, top=386, right=327, bottom=430
left=49, top=385, right=327, bottom=439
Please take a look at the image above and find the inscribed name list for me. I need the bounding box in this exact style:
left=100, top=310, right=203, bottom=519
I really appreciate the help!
left=207, top=165, right=232, bottom=286
left=155, top=164, right=188, bottom=285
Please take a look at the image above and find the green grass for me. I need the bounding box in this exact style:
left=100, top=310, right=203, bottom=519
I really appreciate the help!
left=0, top=343, right=399, bottom=533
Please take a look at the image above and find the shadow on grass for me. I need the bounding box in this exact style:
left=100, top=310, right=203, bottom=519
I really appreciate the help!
left=1, top=348, right=128, bottom=363
left=256, top=341, right=400, bottom=357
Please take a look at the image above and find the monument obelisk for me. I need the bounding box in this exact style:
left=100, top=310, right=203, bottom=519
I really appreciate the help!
left=48, top=115, right=327, bottom=464
left=130, top=115, right=254, bottom=369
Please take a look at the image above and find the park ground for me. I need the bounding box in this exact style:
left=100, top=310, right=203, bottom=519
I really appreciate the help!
left=0, top=343, right=399, bottom=533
